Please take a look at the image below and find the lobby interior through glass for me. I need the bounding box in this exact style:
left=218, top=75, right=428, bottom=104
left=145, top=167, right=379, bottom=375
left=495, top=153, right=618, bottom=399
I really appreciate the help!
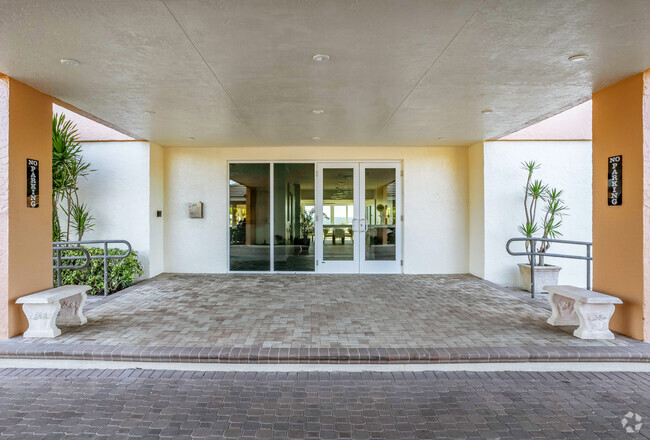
left=229, top=163, right=397, bottom=272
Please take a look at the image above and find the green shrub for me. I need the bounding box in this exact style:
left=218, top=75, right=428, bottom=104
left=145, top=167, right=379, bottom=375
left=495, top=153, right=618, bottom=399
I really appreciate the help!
left=55, top=247, right=144, bottom=295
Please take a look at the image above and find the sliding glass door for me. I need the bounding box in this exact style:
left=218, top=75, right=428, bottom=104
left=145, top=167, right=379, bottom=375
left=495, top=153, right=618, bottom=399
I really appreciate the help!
left=229, top=163, right=271, bottom=271
left=273, top=163, right=315, bottom=272
left=229, top=162, right=315, bottom=272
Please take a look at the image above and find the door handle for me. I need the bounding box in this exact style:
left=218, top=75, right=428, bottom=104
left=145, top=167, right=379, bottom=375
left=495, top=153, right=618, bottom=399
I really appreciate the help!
left=351, top=218, right=358, bottom=233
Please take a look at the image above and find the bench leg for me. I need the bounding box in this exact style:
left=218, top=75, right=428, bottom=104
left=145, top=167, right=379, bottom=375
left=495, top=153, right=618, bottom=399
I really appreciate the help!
left=21, top=303, right=62, bottom=338
left=56, top=292, right=87, bottom=326
left=547, top=292, right=578, bottom=326
left=573, top=302, right=616, bottom=339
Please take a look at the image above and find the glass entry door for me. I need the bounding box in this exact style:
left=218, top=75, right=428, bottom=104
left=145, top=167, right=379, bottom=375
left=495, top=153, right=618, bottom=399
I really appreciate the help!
left=316, top=162, right=401, bottom=273
left=360, top=163, right=401, bottom=273
left=316, top=163, right=360, bottom=273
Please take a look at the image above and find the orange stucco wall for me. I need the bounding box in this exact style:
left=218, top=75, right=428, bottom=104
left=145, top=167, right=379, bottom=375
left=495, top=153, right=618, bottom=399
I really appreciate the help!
left=592, top=70, right=650, bottom=341
left=0, top=76, right=9, bottom=339
left=0, top=75, right=52, bottom=338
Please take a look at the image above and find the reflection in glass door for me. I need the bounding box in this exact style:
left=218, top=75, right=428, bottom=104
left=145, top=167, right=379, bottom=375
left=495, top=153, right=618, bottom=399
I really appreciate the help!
left=316, top=164, right=359, bottom=273
left=360, top=164, right=401, bottom=273
left=273, top=163, right=315, bottom=272
left=229, top=163, right=271, bottom=271
left=229, top=162, right=316, bottom=272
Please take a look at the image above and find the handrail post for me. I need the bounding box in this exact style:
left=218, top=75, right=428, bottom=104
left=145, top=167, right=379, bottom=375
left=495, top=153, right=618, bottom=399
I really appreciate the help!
left=506, top=237, right=594, bottom=294
left=56, top=248, right=62, bottom=287
left=530, top=238, right=536, bottom=298
left=586, top=244, right=592, bottom=291
left=103, top=241, right=109, bottom=296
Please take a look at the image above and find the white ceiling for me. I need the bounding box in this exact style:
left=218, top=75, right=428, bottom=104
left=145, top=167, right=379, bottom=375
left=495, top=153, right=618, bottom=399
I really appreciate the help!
left=1, top=0, right=649, bottom=147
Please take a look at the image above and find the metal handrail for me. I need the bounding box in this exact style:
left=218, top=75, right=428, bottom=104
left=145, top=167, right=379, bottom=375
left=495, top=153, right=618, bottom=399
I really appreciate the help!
left=53, top=246, right=91, bottom=289
left=53, top=240, right=132, bottom=296
left=506, top=237, right=592, bottom=298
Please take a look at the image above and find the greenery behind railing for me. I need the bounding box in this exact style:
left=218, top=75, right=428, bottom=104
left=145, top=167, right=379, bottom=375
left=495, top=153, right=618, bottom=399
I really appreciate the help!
left=55, top=247, right=143, bottom=295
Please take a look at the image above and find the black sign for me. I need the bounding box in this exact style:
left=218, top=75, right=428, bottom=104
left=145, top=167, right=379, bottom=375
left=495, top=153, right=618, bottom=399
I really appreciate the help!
left=607, top=155, right=622, bottom=206
left=26, top=158, right=39, bottom=208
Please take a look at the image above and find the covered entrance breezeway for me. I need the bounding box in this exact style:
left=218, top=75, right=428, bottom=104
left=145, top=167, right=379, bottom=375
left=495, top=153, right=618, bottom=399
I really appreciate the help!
left=2, top=0, right=650, bottom=346
left=1, top=274, right=647, bottom=365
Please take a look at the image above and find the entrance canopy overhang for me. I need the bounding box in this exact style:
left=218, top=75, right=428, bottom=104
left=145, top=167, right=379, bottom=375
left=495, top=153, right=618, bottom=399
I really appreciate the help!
left=0, top=1, right=649, bottom=147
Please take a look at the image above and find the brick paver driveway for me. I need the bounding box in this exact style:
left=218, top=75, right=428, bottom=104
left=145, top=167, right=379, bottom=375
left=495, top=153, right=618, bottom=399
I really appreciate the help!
left=0, top=368, right=648, bottom=439
left=10, top=274, right=638, bottom=348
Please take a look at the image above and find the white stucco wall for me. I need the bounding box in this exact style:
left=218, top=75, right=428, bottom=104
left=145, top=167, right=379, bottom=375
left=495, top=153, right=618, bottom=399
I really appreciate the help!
left=477, top=140, right=593, bottom=287
left=163, top=146, right=469, bottom=274
left=468, top=142, right=485, bottom=279
left=77, top=141, right=163, bottom=278
left=149, top=143, right=164, bottom=277
left=76, top=140, right=591, bottom=282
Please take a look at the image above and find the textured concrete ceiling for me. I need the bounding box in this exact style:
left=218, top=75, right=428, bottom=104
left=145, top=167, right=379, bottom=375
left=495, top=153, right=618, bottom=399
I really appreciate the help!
left=1, top=0, right=649, bottom=147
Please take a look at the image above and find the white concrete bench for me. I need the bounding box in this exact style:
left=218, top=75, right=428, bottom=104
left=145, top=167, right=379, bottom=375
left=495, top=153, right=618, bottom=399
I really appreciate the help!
left=16, top=285, right=91, bottom=338
left=544, top=285, right=622, bottom=340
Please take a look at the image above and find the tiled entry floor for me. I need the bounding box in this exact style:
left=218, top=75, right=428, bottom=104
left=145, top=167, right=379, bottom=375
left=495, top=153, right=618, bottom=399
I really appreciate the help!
left=1, top=274, right=648, bottom=364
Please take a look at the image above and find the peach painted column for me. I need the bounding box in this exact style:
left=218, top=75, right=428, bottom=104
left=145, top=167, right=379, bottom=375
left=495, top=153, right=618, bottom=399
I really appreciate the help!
left=592, top=69, right=650, bottom=341
left=0, top=74, right=52, bottom=339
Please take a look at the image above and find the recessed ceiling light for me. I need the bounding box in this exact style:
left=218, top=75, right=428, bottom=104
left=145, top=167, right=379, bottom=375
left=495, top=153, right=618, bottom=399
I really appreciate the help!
left=60, top=58, right=79, bottom=66
left=143, top=111, right=156, bottom=116
left=312, top=136, right=321, bottom=141
left=312, top=109, right=325, bottom=115
left=568, top=54, right=589, bottom=62
left=312, top=54, right=330, bottom=62
left=481, top=109, right=493, bottom=115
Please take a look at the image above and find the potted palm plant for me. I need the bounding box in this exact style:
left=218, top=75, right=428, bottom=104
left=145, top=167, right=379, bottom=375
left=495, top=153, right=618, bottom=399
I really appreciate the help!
left=296, top=208, right=318, bottom=254
left=517, top=161, right=568, bottom=294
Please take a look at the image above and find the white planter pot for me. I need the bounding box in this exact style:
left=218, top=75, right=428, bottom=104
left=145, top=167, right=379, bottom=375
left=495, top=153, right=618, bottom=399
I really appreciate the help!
left=518, top=263, right=561, bottom=294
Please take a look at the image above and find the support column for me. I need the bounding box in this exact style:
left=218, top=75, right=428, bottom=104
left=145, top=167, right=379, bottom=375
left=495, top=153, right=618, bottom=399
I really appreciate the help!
left=592, top=69, right=650, bottom=341
left=0, top=74, right=52, bottom=339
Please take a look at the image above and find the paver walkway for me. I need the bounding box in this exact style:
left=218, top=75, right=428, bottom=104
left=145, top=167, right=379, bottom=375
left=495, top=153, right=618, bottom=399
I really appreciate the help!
left=0, top=368, right=648, bottom=439
left=4, top=274, right=649, bottom=364
left=8, top=274, right=639, bottom=348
